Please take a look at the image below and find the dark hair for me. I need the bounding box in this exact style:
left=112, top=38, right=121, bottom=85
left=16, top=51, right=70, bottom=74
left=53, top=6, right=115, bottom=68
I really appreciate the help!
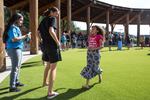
left=92, top=25, right=105, bottom=35
left=64, top=31, right=67, bottom=33
left=43, top=7, right=59, bottom=16
left=3, top=13, right=23, bottom=43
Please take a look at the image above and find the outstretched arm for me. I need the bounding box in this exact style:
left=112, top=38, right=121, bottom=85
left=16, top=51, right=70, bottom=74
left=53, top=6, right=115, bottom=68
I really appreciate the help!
left=12, top=34, right=30, bottom=42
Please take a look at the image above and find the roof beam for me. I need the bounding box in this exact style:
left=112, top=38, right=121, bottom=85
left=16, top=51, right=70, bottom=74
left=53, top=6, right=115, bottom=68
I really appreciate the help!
left=112, top=13, right=130, bottom=24
left=91, top=11, right=106, bottom=22
left=62, top=3, right=92, bottom=20
left=129, top=15, right=138, bottom=23
left=9, top=0, right=29, bottom=10
left=129, top=11, right=143, bottom=23
left=75, top=0, right=86, bottom=5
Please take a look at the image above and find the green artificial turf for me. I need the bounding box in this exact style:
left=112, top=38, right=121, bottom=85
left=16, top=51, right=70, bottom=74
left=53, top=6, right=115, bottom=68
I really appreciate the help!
left=0, top=47, right=150, bottom=100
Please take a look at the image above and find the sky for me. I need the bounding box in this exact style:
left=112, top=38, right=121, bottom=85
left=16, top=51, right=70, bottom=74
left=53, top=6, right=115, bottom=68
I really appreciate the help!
left=99, top=0, right=150, bottom=9
left=74, top=0, right=150, bottom=35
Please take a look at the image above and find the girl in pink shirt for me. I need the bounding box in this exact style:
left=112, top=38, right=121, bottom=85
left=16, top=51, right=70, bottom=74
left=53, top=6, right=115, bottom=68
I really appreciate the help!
left=81, top=25, right=105, bottom=88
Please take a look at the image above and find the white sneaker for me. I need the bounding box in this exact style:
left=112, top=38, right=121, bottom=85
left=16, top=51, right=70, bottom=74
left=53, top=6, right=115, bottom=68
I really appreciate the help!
left=47, top=92, right=59, bottom=99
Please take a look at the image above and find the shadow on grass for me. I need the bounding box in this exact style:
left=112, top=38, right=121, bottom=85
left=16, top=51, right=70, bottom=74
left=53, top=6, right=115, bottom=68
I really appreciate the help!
left=19, top=88, right=67, bottom=100
left=0, top=87, right=9, bottom=91
left=0, top=87, right=10, bottom=95
left=19, top=82, right=99, bottom=100
left=54, top=82, right=99, bottom=100
left=147, top=53, right=150, bottom=56
left=21, top=61, right=42, bottom=68
left=0, top=86, right=42, bottom=100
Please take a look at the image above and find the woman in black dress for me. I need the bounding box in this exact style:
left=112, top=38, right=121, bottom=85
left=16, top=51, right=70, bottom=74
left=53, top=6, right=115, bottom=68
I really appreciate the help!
left=38, top=7, right=61, bottom=99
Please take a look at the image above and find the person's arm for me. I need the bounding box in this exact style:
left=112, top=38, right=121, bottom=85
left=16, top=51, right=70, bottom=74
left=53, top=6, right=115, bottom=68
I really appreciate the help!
left=37, top=30, right=42, bottom=43
left=8, top=26, right=30, bottom=42
left=99, top=39, right=104, bottom=49
left=49, top=27, right=60, bottom=46
left=12, top=34, right=30, bottom=42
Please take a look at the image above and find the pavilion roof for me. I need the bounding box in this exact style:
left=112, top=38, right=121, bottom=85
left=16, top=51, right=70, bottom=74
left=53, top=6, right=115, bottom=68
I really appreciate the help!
left=4, top=0, right=150, bottom=25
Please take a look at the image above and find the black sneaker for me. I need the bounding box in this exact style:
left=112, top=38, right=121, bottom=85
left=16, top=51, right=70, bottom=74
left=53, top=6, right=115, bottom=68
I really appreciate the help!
left=16, top=82, right=24, bottom=87
left=9, top=87, right=21, bottom=92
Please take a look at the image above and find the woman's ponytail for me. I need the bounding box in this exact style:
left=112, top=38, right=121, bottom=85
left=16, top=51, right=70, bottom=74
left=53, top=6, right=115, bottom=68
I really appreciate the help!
left=43, top=7, right=58, bottom=16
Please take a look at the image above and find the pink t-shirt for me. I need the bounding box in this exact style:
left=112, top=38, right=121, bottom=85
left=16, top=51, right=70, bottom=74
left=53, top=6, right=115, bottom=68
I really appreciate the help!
left=88, top=34, right=103, bottom=48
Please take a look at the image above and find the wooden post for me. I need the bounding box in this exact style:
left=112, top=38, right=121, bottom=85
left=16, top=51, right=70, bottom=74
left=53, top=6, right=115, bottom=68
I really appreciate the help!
left=87, top=6, right=90, bottom=35
left=125, top=14, right=129, bottom=39
left=137, top=14, right=141, bottom=46
left=10, top=9, right=16, bottom=16
left=67, top=0, right=71, bottom=34
left=106, top=9, right=109, bottom=35
left=111, top=24, right=115, bottom=33
left=56, top=0, right=61, bottom=41
left=62, top=20, right=65, bottom=32
left=111, top=24, right=113, bottom=34
left=0, top=0, right=6, bottom=72
left=29, top=0, right=38, bottom=54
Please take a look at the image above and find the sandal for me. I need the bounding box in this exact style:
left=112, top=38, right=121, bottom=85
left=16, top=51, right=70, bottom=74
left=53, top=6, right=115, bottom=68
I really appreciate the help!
left=47, top=92, right=59, bottom=99
left=82, top=85, right=90, bottom=89
left=42, top=83, right=49, bottom=87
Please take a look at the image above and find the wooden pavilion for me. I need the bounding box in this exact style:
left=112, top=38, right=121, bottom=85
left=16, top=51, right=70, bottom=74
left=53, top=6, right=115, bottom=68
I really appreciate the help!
left=0, top=0, right=150, bottom=71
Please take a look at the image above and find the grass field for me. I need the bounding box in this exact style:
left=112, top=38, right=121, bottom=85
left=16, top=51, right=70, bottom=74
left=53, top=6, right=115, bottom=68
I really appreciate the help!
left=0, top=47, right=150, bottom=100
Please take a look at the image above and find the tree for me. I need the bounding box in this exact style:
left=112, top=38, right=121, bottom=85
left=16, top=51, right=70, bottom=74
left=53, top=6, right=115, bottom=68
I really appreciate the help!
left=61, top=20, right=81, bottom=32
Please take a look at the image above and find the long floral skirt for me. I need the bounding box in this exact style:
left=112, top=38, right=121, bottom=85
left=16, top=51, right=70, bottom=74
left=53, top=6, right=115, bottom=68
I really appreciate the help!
left=80, top=49, right=102, bottom=79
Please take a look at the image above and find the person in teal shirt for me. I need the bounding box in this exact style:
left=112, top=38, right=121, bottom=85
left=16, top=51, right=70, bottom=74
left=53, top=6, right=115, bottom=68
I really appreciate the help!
left=6, top=25, right=23, bottom=49
left=3, top=13, right=31, bottom=92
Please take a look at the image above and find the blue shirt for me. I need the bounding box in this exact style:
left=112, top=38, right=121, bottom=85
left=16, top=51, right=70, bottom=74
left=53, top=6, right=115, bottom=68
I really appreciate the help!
left=6, top=25, right=23, bottom=49
left=61, top=34, right=67, bottom=43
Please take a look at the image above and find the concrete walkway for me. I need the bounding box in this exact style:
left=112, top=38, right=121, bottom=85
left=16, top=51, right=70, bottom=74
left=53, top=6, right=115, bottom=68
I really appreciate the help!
left=0, top=51, right=41, bottom=83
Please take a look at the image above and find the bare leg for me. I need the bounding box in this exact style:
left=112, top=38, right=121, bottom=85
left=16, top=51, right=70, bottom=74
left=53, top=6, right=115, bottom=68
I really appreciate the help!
left=86, top=79, right=89, bottom=86
left=48, top=63, right=57, bottom=95
left=43, top=62, right=50, bottom=86
left=82, top=79, right=90, bottom=89
left=98, top=74, right=102, bottom=83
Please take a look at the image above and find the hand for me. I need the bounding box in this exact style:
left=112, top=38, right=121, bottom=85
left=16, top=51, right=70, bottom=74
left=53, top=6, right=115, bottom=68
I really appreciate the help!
left=26, top=33, right=31, bottom=39
left=57, top=42, right=61, bottom=48
left=58, top=42, right=61, bottom=47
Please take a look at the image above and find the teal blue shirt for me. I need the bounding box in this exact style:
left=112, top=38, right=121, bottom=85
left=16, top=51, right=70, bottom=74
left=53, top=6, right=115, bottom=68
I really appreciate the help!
left=6, top=25, right=23, bottom=49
